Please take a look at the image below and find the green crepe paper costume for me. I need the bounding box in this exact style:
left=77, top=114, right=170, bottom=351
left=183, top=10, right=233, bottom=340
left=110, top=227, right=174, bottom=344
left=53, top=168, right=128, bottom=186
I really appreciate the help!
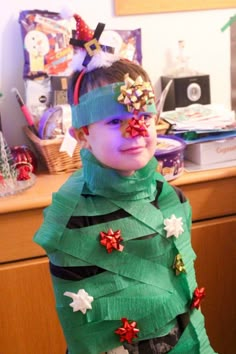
left=34, top=149, right=216, bottom=354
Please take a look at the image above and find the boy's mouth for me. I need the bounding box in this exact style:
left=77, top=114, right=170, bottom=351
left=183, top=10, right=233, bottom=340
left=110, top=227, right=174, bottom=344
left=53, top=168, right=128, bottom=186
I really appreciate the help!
left=121, top=145, right=146, bottom=153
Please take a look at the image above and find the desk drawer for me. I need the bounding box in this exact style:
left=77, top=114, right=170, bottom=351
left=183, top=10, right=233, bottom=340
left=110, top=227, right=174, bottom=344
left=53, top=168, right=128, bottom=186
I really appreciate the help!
left=1, top=176, right=235, bottom=262
left=180, top=177, right=236, bottom=221
left=0, top=208, right=45, bottom=263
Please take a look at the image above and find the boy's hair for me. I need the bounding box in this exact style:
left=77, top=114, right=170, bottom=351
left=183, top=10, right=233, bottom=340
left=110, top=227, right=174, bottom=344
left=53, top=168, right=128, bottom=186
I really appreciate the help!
left=69, top=59, right=151, bottom=104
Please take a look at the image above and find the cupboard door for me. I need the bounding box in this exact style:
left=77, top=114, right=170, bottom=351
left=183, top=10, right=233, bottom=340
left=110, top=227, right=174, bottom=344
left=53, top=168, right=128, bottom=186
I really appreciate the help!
left=192, top=216, right=236, bottom=354
left=0, top=258, right=66, bottom=354
left=0, top=208, right=45, bottom=263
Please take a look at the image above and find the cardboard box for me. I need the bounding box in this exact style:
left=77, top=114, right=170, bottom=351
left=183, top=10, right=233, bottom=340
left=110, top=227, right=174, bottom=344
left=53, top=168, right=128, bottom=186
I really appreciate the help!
left=185, top=137, right=236, bottom=165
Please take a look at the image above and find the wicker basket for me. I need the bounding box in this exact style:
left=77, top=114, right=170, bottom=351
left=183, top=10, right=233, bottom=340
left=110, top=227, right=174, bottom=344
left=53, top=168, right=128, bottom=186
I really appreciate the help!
left=23, top=126, right=82, bottom=174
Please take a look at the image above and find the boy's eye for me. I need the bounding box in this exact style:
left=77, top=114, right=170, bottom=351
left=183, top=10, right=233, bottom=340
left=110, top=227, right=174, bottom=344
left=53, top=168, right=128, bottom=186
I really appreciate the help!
left=107, top=118, right=123, bottom=125
left=140, top=114, right=153, bottom=121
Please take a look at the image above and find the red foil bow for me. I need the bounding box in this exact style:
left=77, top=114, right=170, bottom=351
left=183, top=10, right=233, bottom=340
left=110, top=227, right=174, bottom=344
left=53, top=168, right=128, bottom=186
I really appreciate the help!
left=191, top=287, right=206, bottom=309
left=115, top=317, right=139, bottom=343
left=126, top=116, right=150, bottom=138
left=100, top=228, right=124, bottom=253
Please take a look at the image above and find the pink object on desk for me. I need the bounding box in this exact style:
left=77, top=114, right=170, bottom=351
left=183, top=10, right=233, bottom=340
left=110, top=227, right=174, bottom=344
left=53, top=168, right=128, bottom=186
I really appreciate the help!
left=11, top=87, right=38, bottom=136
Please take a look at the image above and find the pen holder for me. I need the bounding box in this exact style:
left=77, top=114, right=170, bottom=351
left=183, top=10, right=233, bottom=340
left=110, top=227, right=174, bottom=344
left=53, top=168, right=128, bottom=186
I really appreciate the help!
left=23, top=126, right=82, bottom=174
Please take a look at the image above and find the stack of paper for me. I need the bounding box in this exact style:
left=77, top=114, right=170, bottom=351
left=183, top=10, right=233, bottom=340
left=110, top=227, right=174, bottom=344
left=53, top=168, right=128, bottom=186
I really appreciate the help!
left=161, top=104, right=236, bottom=144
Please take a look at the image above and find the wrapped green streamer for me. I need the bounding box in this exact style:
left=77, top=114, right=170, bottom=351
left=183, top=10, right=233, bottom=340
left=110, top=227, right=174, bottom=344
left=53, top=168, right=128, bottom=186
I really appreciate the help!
left=34, top=149, right=216, bottom=354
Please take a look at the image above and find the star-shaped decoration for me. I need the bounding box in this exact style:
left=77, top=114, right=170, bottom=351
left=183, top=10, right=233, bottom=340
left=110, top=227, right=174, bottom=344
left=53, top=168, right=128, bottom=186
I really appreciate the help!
left=191, top=287, right=206, bottom=309
left=100, top=228, right=124, bottom=253
left=115, top=317, right=139, bottom=343
left=173, top=253, right=186, bottom=275
left=126, top=117, right=150, bottom=138
left=64, top=289, right=94, bottom=314
left=164, top=214, right=184, bottom=238
left=117, top=74, right=155, bottom=113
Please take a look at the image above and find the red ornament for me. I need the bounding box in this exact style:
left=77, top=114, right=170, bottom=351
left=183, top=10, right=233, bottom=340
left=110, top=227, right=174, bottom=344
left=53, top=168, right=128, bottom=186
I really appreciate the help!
left=126, top=117, right=150, bottom=138
left=10, top=145, right=37, bottom=173
left=100, top=228, right=124, bottom=253
left=115, top=317, right=139, bottom=343
left=191, top=287, right=206, bottom=309
left=17, top=165, right=31, bottom=181
left=0, top=174, right=4, bottom=185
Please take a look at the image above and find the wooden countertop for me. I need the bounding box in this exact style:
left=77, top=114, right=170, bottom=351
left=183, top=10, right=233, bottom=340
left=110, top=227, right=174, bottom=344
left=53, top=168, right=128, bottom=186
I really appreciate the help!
left=172, top=165, right=236, bottom=186
left=0, top=173, right=70, bottom=214
left=1, top=165, right=236, bottom=215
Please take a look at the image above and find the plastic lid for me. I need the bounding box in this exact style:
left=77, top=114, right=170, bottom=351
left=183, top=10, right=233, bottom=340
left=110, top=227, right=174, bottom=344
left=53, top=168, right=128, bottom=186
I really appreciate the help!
left=155, top=135, right=186, bottom=157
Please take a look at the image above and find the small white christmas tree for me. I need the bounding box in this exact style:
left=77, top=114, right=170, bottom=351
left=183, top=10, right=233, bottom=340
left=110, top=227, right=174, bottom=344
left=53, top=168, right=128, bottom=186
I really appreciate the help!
left=0, top=131, right=18, bottom=196
left=0, top=93, right=18, bottom=196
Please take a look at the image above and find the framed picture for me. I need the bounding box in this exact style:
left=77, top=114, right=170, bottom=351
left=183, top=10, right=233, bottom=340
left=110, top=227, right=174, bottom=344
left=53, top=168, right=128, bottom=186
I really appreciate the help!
left=114, top=0, right=236, bottom=16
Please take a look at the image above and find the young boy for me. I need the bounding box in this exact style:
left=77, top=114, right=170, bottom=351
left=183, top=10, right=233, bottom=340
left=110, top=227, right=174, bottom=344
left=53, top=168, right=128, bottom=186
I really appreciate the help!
left=34, top=16, right=217, bottom=354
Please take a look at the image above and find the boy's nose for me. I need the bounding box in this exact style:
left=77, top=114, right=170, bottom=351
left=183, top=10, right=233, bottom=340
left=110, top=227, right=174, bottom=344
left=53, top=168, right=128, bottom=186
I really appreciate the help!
left=123, top=116, right=150, bottom=138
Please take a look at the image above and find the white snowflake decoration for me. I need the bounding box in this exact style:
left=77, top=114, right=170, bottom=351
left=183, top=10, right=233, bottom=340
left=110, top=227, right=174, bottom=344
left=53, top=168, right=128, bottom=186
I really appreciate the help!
left=164, top=214, right=184, bottom=238
left=64, top=289, right=94, bottom=314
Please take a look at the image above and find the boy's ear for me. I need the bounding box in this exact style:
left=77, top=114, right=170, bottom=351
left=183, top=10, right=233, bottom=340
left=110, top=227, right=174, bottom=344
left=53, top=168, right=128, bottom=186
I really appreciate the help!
left=71, top=127, right=90, bottom=149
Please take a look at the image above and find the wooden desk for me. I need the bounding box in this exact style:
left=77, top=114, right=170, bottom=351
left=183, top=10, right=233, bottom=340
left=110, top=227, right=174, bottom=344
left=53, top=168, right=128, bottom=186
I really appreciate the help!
left=1, top=168, right=235, bottom=354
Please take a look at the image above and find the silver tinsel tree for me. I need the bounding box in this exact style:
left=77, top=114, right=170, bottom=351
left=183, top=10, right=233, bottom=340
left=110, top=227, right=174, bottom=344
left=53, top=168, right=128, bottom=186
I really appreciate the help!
left=0, top=132, right=18, bottom=196
left=0, top=94, right=18, bottom=196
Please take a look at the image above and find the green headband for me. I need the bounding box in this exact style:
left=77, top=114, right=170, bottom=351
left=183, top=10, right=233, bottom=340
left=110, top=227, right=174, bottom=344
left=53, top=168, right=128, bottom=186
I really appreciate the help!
left=72, top=82, right=157, bottom=128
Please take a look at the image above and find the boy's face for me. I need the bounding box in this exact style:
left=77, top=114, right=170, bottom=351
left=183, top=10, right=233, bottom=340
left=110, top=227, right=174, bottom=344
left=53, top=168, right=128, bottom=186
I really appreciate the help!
left=82, top=113, right=157, bottom=176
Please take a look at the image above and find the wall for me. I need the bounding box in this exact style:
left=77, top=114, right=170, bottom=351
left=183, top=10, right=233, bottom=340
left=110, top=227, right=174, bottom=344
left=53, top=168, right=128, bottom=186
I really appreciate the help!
left=231, top=22, right=236, bottom=111
left=0, top=0, right=235, bottom=146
